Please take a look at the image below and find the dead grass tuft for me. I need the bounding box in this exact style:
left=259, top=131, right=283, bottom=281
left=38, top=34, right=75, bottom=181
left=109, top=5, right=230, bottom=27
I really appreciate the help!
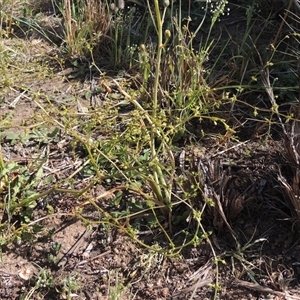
left=278, top=102, right=300, bottom=229
left=184, top=147, right=248, bottom=234
left=63, top=0, right=111, bottom=57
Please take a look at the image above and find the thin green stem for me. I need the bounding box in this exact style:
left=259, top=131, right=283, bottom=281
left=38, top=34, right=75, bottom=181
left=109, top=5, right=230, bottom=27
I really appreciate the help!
left=153, top=0, right=163, bottom=114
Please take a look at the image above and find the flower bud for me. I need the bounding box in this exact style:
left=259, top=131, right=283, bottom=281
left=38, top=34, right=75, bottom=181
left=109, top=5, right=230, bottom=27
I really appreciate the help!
left=140, top=44, right=146, bottom=52
left=165, top=30, right=171, bottom=39
left=163, top=0, right=170, bottom=8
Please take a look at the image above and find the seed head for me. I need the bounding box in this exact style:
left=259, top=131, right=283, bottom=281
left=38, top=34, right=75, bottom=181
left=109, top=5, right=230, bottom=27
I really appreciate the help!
left=140, top=44, right=146, bottom=52
left=165, top=30, right=171, bottom=39
left=163, top=0, right=170, bottom=8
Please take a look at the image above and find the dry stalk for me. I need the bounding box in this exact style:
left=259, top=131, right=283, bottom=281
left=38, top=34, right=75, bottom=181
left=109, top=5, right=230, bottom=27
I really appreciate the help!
left=172, top=261, right=213, bottom=298
left=232, top=279, right=299, bottom=300
left=63, top=0, right=74, bottom=47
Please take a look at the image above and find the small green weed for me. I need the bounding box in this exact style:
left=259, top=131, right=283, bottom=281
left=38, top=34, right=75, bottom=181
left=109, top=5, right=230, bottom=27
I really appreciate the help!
left=61, top=275, right=80, bottom=300
left=23, top=267, right=55, bottom=300
left=106, top=270, right=131, bottom=300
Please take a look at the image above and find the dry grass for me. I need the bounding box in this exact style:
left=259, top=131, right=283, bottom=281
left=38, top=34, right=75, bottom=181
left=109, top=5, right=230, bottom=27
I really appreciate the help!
left=63, top=0, right=111, bottom=57
left=278, top=102, right=300, bottom=228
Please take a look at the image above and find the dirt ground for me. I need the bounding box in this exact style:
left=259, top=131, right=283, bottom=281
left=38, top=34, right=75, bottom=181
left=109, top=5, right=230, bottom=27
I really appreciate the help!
left=1, top=3, right=300, bottom=300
